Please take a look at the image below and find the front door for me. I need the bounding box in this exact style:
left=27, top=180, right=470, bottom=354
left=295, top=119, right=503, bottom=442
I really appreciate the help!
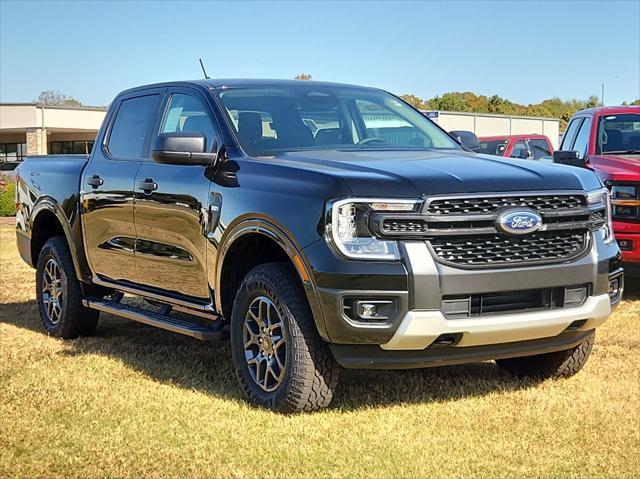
left=133, top=88, right=219, bottom=300
left=81, top=91, right=162, bottom=283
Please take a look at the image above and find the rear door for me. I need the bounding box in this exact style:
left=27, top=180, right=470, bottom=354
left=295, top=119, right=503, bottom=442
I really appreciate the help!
left=132, top=87, right=219, bottom=300
left=81, top=90, right=162, bottom=283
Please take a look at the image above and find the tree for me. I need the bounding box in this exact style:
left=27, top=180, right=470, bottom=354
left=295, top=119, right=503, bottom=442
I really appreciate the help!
left=294, top=73, right=312, bottom=80
left=399, top=94, right=425, bottom=109
left=36, top=90, right=82, bottom=106
left=427, top=93, right=469, bottom=112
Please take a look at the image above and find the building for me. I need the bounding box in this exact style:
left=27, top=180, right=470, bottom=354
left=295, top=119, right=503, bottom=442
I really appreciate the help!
left=0, top=103, right=107, bottom=171
left=423, top=111, right=561, bottom=148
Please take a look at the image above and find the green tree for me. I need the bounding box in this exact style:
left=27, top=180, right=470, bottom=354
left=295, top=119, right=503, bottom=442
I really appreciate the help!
left=294, top=73, right=312, bottom=80
left=399, top=94, right=425, bottom=109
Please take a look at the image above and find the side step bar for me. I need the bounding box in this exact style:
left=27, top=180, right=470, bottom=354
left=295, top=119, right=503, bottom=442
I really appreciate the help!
left=83, top=298, right=228, bottom=341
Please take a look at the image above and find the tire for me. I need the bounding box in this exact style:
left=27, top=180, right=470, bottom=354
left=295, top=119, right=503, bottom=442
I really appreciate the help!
left=230, top=262, right=339, bottom=413
left=496, top=331, right=595, bottom=379
left=35, top=236, right=99, bottom=338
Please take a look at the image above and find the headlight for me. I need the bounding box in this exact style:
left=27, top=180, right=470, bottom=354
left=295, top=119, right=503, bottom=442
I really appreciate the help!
left=609, top=183, right=640, bottom=220
left=326, top=198, right=421, bottom=260
left=587, top=188, right=614, bottom=244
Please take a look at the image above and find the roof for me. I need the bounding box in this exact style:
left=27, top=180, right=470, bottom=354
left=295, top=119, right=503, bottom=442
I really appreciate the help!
left=0, top=102, right=107, bottom=111
left=574, top=105, right=640, bottom=116
left=478, top=134, right=550, bottom=141
left=116, top=78, right=379, bottom=97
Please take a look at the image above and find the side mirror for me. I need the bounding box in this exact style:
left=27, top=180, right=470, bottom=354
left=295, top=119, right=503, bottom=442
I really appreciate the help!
left=449, top=130, right=481, bottom=152
left=553, top=150, right=584, bottom=167
left=152, top=132, right=217, bottom=166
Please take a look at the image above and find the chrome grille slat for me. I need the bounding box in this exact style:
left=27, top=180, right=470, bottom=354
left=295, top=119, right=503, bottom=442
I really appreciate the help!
left=424, top=194, right=585, bottom=216
left=371, top=192, right=600, bottom=268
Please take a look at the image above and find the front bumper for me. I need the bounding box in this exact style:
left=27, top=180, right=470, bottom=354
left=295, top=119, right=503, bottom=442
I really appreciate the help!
left=305, top=228, right=621, bottom=350
left=381, top=293, right=610, bottom=350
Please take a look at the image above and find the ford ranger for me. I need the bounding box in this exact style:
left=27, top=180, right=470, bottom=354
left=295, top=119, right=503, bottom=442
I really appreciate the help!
left=15, top=80, right=623, bottom=412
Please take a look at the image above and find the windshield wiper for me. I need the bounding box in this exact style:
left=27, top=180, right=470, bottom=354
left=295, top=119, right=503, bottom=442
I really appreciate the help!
left=604, top=150, right=640, bottom=155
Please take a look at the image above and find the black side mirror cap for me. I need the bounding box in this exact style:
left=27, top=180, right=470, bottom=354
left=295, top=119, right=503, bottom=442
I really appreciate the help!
left=553, top=150, right=584, bottom=167
left=449, top=130, right=481, bottom=152
left=152, top=132, right=217, bottom=166
left=517, top=149, right=532, bottom=159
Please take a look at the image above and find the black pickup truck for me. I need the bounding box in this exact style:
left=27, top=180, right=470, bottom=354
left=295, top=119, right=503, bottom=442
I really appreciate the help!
left=15, top=79, right=623, bottom=412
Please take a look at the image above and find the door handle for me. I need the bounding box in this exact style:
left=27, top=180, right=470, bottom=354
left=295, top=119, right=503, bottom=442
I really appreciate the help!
left=87, top=175, right=103, bottom=188
left=137, top=178, right=158, bottom=193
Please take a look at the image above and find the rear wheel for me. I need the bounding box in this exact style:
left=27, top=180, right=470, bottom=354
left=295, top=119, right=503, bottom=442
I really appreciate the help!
left=496, top=332, right=595, bottom=378
left=36, top=236, right=99, bottom=338
left=230, top=262, right=339, bottom=413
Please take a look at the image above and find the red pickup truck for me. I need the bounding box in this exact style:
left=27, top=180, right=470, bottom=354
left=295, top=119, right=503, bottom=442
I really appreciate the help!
left=554, top=106, right=640, bottom=277
left=478, top=134, right=554, bottom=161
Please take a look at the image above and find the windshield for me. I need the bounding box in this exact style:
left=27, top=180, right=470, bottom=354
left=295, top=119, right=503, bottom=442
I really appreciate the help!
left=596, top=113, right=640, bottom=156
left=478, top=139, right=508, bottom=156
left=214, top=85, right=460, bottom=156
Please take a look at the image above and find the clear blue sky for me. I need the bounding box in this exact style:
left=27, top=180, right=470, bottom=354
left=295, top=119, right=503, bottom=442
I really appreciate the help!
left=1, top=0, right=639, bottom=106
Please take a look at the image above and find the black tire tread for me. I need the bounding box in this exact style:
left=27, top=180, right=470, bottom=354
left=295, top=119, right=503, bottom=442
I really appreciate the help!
left=36, top=236, right=99, bottom=339
left=231, top=262, right=339, bottom=413
left=496, top=332, right=595, bottom=379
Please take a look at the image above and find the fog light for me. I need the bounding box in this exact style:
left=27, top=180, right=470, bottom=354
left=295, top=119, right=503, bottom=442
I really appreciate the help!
left=618, top=239, right=632, bottom=251
left=360, top=303, right=377, bottom=318
left=607, top=274, right=623, bottom=305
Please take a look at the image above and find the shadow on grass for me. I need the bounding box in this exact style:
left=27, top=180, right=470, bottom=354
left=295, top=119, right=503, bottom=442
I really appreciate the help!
left=0, top=297, right=576, bottom=411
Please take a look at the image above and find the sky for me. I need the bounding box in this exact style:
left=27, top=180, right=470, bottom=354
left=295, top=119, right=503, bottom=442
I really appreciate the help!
left=1, top=0, right=639, bottom=107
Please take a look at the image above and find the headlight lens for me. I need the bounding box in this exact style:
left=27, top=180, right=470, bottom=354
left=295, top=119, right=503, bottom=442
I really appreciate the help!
left=609, top=184, right=639, bottom=220
left=587, top=188, right=614, bottom=244
left=327, top=198, right=421, bottom=260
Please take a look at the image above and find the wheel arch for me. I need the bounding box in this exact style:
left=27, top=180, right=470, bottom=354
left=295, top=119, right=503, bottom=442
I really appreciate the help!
left=215, top=218, right=329, bottom=339
left=30, top=198, right=88, bottom=282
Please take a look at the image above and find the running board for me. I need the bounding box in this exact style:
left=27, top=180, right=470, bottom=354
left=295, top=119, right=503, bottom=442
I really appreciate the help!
left=83, top=298, right=227, bottom=341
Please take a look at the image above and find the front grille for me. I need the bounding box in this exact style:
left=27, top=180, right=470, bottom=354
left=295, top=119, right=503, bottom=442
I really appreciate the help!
left=429, top=231, right=587, bottom=267
left=425, top=194, right=585, bottom=215
left=441, top=285, right=588, bottom=319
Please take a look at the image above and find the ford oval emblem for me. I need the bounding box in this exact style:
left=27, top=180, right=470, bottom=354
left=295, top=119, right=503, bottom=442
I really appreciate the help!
left=496, top=209, right=543, bottom=235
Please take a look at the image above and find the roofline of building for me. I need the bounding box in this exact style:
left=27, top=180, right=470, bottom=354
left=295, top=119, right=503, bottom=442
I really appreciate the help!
left=420, top=109, right=560, bottom=122
left=0, top=102, right=108, bottom=111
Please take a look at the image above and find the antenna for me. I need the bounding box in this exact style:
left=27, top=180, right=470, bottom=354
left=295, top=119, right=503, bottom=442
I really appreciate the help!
left=199, top=58, right=210, bottom=79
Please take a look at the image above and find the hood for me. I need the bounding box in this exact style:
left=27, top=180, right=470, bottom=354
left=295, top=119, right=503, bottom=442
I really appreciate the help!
left=270, top=149, right=603, bottom=197
left=588, top=154, right=640, bottom=183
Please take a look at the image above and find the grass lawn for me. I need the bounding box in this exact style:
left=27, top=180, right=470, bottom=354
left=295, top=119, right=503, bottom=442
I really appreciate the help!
left=1, top=224, right=639, bottom=478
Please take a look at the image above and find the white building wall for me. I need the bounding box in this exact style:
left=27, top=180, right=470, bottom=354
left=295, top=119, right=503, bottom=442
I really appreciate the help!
left=430, top=111, right=561, bottom=149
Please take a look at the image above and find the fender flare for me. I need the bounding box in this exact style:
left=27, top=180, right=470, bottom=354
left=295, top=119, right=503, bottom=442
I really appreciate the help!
left=30, top=197, right=90, bottom=282
left=214, top=218, right=329, bottom=340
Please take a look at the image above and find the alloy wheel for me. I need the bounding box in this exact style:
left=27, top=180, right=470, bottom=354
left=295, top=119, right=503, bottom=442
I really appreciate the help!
left=42, top=258, right=64, bottom=324
left=243, top=296, right=288, bottom=392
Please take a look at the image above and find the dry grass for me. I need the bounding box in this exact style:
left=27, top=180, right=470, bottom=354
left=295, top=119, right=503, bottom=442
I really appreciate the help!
left=1, top=224, right=639, bottom=478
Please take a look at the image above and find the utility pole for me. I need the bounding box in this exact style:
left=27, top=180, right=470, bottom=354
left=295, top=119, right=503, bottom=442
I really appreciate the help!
left=601, top=83, right=605, bottom=107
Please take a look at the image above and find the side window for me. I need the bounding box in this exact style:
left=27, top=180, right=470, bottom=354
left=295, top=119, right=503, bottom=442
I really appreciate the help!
left=529, top=139, right=552, bottom=160
left=560, top=118, right=583, bottom=150
left=572, top=118, right=592, bottom=159
left=160, top=93, right=216, bottom=151
left=509, top=140, right=530, bottom=158
left=107, top=94, right=159, bottom=159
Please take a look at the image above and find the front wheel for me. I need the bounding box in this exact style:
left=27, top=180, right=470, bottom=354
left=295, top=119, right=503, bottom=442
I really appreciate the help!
left=230, top=262, right=339, bottom=413
left=496, top=332, right=595, bottom=379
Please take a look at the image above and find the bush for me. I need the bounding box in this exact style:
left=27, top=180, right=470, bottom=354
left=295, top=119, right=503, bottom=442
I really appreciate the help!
left=0, top=178, right=16, bottom=217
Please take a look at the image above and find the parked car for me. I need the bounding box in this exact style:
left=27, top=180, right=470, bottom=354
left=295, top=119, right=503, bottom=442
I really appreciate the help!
left=15, top=80, right=623, bottom=412
left=553, top=106, right=640, bottom=278
left=478, top=134, right=555, bottom=160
